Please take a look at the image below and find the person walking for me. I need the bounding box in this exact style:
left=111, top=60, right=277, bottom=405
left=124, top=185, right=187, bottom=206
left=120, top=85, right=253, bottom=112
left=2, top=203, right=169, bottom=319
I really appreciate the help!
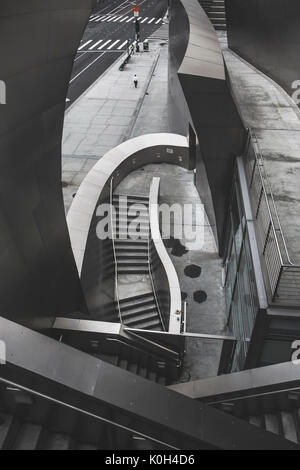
left=133, top=74, right=138, bottom=89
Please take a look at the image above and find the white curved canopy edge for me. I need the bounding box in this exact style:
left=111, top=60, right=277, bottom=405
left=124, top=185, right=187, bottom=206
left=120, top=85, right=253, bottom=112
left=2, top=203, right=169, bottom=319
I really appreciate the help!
left=67, top=133, right=188, bottom=274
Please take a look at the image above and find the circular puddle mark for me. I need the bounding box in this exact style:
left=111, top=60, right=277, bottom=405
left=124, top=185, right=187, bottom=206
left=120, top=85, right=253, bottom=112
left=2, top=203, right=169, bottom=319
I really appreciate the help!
left=193, top=290, right=207, bottom=304
left=184, top=264, right=202, bottom=278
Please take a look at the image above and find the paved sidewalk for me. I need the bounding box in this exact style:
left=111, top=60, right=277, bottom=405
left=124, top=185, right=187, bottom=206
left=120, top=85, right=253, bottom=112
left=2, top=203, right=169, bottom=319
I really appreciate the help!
left=62, top=40, right=167, bottom=211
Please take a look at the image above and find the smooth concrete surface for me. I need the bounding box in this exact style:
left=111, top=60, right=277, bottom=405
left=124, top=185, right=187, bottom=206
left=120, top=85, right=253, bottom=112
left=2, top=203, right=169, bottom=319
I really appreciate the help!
left=226, top=0, right=300, bottom=104
left=223, top=48, right=300, bottom=265
left=131, top=42, right=171, bottom=137
left=149, top=177, right=182, bottom=333
left=62, top=41, right=164, bottom=212
left=168, top=0, right=245, bottom=251
left=114, top=163, right=226, bottom=380
left=0, top=0, right=93, bottom=324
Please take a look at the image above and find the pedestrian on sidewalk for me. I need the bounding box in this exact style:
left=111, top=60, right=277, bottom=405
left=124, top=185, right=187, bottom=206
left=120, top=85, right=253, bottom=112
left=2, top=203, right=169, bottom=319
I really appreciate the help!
left=133, top=74, right=138, bottom=88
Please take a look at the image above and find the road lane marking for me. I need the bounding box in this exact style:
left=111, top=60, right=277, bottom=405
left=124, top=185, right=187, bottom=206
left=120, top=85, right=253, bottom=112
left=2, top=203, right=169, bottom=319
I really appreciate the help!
left=101, top=16, right=111, bottom=22
left=148, top=18, right=155, bottom=24
left=89, top=40, right=103, bottom=50
left=141, top=17, right=149, bottom=23
left=113, top=16, right=123, bottom=22
left=78, top=40, right=93, bottom=51
left=70, top=52, right=106, bottom=83
left=155, top=18, right=163, bottom=24
left=118, top=40, right=128, bottom=50
left=126, top=17, right=135, bottom=22
left=119, top=16, right=129, bottom=22
left=98, top=40, right=112, bottom=50
left=107, top=40, right=121, bottom=50
left=107, top=16, right=118, bottom=22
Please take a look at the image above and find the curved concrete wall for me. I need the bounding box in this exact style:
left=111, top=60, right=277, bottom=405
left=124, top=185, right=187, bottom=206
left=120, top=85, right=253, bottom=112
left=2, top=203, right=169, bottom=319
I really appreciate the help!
left=169, top=0, right=245, bottom=250
left=67, top=134, right=188, bottom=319
left=149, top=178, right=182, bottom=334
left=0, top=1, right=94, bottom=326
left=226, top=0, right=300, bottom=102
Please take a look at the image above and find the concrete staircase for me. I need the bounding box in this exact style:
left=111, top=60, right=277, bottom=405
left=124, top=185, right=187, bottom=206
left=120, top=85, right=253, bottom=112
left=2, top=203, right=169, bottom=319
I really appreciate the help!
left=113, top=194, right=163, bottom=331
left=199, top=0, right=227, bottom=31
left=113, top=194, right=150, bottom=275
left=119, top=293, right=163, bottom=331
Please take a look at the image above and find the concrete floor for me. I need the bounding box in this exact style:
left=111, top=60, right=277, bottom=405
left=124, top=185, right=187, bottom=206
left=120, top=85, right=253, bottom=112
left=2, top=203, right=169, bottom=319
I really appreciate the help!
left=62, top=40, right=166, bottom=213
left=115, top=163, right=227, bottom=381
left=223, top=46, right=300, bottom=265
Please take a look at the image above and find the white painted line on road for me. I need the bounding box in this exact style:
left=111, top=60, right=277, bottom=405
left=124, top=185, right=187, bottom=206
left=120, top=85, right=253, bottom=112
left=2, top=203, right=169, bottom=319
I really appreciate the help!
left=140, top=17, right=149, bottom=23
left=98, top=40, right=112, bottom=50
left=95, top=16, right=106, bottom=22
left=126, top=17, right=135, bottom=22
left=107, top=40, right=120, bottom=50
left=148, top=18, right=155, bottom=24
left=74, top=51, right=88, bottom=62
left=155, top=18, right=163, bottom=24
left=113, top=16, right=123, bottom=22
left=119, top=16, right=129, bottom=22
left=101, top=16, right=110, bottom=22
left=118, top=40, right=128, bottom=50
left=107, top=16, right=117, bottom=22
left=89, top=40, right=103, bottom=50
left=78, top=40, right=93, bottom=51
left=70, top=52, right=106, bottom=83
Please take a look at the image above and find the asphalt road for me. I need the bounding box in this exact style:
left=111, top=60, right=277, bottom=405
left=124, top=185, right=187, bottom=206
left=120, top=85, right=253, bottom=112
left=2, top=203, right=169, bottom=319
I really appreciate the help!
left=66, top=0, right=168, bottom=108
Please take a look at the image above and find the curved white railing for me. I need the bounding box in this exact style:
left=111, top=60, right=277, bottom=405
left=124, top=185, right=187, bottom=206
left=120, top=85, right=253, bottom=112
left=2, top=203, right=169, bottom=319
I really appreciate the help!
left=149, top=177, right=182, bottom=334
left=67, top=133, right=189, bottom=275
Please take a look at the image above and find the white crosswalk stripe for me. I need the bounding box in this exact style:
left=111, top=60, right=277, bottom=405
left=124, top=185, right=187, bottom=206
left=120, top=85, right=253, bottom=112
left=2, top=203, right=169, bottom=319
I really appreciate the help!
left=89, top=15, right=163, bottom=25
left=78, top=40, right=93, bottom=50
left=89, top=39, right=103, bottom=50
left=98, top=40, right=112, bottom=50
left=118, top=40, right=128, bottom=50
left=78, top=37, right=130, bottom=51
left=107, top=39, right=121, bottom=50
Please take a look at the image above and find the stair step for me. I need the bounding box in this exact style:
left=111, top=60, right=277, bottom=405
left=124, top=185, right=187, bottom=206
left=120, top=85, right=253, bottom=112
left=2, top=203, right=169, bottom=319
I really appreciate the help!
left=117, top=253, right=148, bottom=260
left=76, top=442, right=98, bottom=450
left=122, top=305, right=157, bottom=318
left=128, top=318, right=162, bottom=330
left=13, top=423, right=43, bottom=450
left=0, top=413, right=13, bottom=448
left=121, top=300, right=156, bottom=313
left=114, top=194, right=149, bottom=202
left=118, top=268, right=149, bottom=275
left=281, top=411, right=299, bottom=443
left=115, top=239, right=148, bottom=245
left=118, top=258, right=149, bottom=268
left=113, top=198, right=149, bottom=206
left=39, top=431, right=72, bottom=450
left=119, top=292, right=155, bottom=306
left=264, top=413, right=280, bottom=436
left=123, top=311, right=159, bottom=325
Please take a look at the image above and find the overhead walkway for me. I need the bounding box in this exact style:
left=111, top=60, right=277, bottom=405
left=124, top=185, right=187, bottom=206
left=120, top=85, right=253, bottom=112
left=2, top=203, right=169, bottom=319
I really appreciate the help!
left=0, top=317, right=297, bottom=450
left=170, top=361, right=300, bottom=444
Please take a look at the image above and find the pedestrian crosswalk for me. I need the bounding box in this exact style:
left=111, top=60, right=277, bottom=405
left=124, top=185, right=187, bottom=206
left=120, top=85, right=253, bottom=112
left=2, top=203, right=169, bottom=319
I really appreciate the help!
left=78, top=38, right=134, bottom=52
left=89, top=15, right=163, bottom=25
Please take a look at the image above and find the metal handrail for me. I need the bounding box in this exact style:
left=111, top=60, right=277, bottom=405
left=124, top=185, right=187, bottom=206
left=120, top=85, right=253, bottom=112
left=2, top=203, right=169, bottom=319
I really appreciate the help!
left=245, top=129, right=300, bottom=303
left=0, top=377, right=177, bottom=449
left=147, top=236, right=167, bottom=332
left=110, top=178, right=123, bottom=324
